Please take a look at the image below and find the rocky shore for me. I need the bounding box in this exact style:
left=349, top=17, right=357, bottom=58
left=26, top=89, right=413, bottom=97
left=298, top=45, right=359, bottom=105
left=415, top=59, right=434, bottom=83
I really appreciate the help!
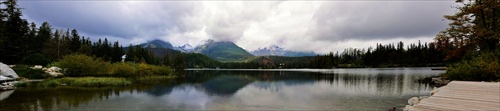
left=417, top=76, right=451, bottom=87
left=403, top=95, right=430, bottom=111
left=403, top=77, right=449, bottom=111
left=430, top=77, right=450, bottom=87
left=1, top=62, right=19, bottom=91
left=0, top=81, right=16, bottom=90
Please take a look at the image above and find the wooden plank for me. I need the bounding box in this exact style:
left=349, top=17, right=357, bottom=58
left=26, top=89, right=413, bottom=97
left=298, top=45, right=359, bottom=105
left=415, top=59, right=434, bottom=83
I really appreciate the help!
left=441, top=85, right=500, bottom=91
left=440, top=86, right=500, bottom=90
left=420, top=97, right=500, bottom=109
left=432, top=93, right=500, bottom=102
left=433, top=92, right=500, bottom=99
left=409, top=81, right=500, bottom=111
left=436, top=90, right=500, bottom=96
left=413, top=104, right=458, bottom=111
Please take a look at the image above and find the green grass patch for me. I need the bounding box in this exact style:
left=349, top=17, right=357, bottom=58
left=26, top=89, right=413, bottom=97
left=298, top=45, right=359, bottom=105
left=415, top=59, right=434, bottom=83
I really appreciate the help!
left=39, top=77, right=132, bottom=87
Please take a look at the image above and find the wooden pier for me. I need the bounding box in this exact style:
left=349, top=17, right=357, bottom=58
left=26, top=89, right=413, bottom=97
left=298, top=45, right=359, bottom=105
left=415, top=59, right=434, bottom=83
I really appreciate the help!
left=411, top=81, right=500, bottom=110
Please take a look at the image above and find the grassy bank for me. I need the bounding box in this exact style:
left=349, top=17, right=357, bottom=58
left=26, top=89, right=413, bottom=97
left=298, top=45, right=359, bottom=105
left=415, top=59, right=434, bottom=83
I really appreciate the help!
left=40, top=77, right=131, bottom=87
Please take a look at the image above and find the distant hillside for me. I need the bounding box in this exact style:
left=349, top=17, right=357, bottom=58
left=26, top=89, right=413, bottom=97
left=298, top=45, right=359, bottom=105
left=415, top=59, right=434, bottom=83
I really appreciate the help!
left=194, top=40, right=254, bottom=62
left=185, top=53, right=221, bottom=68
left=147, top=48, right=181, bottom=57
left=251, top=45, right=317, bottom=57
left=140, top=39, right=174, bottom=49
left=132, top=39, right=180, bottom=57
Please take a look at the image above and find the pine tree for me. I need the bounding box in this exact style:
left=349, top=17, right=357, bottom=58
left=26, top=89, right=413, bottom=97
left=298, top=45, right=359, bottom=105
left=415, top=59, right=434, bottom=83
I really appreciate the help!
left=0, top=1, right=4, bottom=61
left=26, top=22, right=37, bottom=54
left=36, top=22, right=52, bottom=53
left=126, top=44, right=135, bottom=62
left=69, top=29, right=81, bottom=52
left=1, top=0, right=30, bottom=64
left=43, top=30, right=61, bottom=60
left=111, top=41, right=123, bottom=62
left=93, top=38, right=103, bottom=57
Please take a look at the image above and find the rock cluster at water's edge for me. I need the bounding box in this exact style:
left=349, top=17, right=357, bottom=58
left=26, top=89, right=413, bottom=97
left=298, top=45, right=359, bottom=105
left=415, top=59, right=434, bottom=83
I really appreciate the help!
left=431, top=77, right=450, bottom=87
left=403, top=96, right=429, bottom=111
left=42, top=66, right=63, bottom=77
left=1, top=81, right=16, bottom=90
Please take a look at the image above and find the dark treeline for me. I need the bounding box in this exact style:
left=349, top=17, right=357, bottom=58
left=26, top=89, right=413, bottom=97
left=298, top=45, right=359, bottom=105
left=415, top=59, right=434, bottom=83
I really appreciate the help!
left=309, top=41, right=446, bottom=68
left=0, top=0, right=185, bottom=69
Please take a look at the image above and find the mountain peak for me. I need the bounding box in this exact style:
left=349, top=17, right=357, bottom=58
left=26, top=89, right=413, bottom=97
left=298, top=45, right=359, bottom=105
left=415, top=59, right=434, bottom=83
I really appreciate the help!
left=175, top=43, right=195, bottom=53
left=140, top=39, right=174, bottom=49
left=181, top=44, right=193, bottom=49
left=194, top=40, right=253, bottom=61
left=269, top=45, right=283, bottom=51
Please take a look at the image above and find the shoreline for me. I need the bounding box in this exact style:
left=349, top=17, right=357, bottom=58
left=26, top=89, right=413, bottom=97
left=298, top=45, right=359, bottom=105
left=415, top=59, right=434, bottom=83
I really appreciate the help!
left=403, top=76, right=451, bottom=111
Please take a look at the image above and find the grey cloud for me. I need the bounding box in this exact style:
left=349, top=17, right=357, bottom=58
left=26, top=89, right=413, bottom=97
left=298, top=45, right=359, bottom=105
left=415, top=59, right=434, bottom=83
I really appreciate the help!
left=310, top=1, right=455, bottom=42
left=20, top=1, right=194, bottom=39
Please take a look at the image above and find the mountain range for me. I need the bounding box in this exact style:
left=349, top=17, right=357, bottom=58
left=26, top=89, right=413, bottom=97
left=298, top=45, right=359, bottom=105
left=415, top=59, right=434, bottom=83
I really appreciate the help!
left=250, top=45, right=316, bottom=57
left=137, top=39, right=316, bottom=62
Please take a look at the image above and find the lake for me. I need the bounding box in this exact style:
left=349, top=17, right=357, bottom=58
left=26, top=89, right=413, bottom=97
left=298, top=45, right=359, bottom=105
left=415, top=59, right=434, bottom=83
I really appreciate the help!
left=0, top=68, right=444, bottom=110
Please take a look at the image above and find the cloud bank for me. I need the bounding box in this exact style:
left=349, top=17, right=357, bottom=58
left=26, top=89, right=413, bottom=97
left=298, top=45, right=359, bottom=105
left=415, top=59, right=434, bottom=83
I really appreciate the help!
left=19, top=1, right=456, bottom=54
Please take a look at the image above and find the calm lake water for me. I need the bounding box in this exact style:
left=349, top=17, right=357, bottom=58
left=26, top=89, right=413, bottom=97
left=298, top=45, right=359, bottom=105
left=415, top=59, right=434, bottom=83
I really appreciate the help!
left=0, top=68, right=444, bottom=110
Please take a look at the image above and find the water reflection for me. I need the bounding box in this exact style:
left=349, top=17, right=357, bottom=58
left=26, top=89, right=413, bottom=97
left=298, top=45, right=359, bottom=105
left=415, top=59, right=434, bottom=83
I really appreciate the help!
left=0, top=68, right=444, bottom=110
left=144, top=85, right=174, bottom=96
left=0, top=90, right=14, bottom=101
left=201, top=75, right=253, bottom=96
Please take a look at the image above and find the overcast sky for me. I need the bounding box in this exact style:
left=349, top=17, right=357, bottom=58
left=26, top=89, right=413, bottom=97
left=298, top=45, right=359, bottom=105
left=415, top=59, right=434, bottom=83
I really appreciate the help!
left=19, top=1, right=457, bottom=54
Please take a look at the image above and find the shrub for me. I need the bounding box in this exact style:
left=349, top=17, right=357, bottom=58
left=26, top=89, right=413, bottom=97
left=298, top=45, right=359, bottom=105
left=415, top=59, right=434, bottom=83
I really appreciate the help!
left=154, top=65, right=173, bottom=76
left=110, top=62, right=137, bottom=77
left=445, top=52, right=500, bottom=81
left=137, top=63, right=153, bottom=76
left=57, top=54, right=110, bottom=77
left=54, top=54, right=174, bottom=78
left=109, top=62, right=172, bottom=77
